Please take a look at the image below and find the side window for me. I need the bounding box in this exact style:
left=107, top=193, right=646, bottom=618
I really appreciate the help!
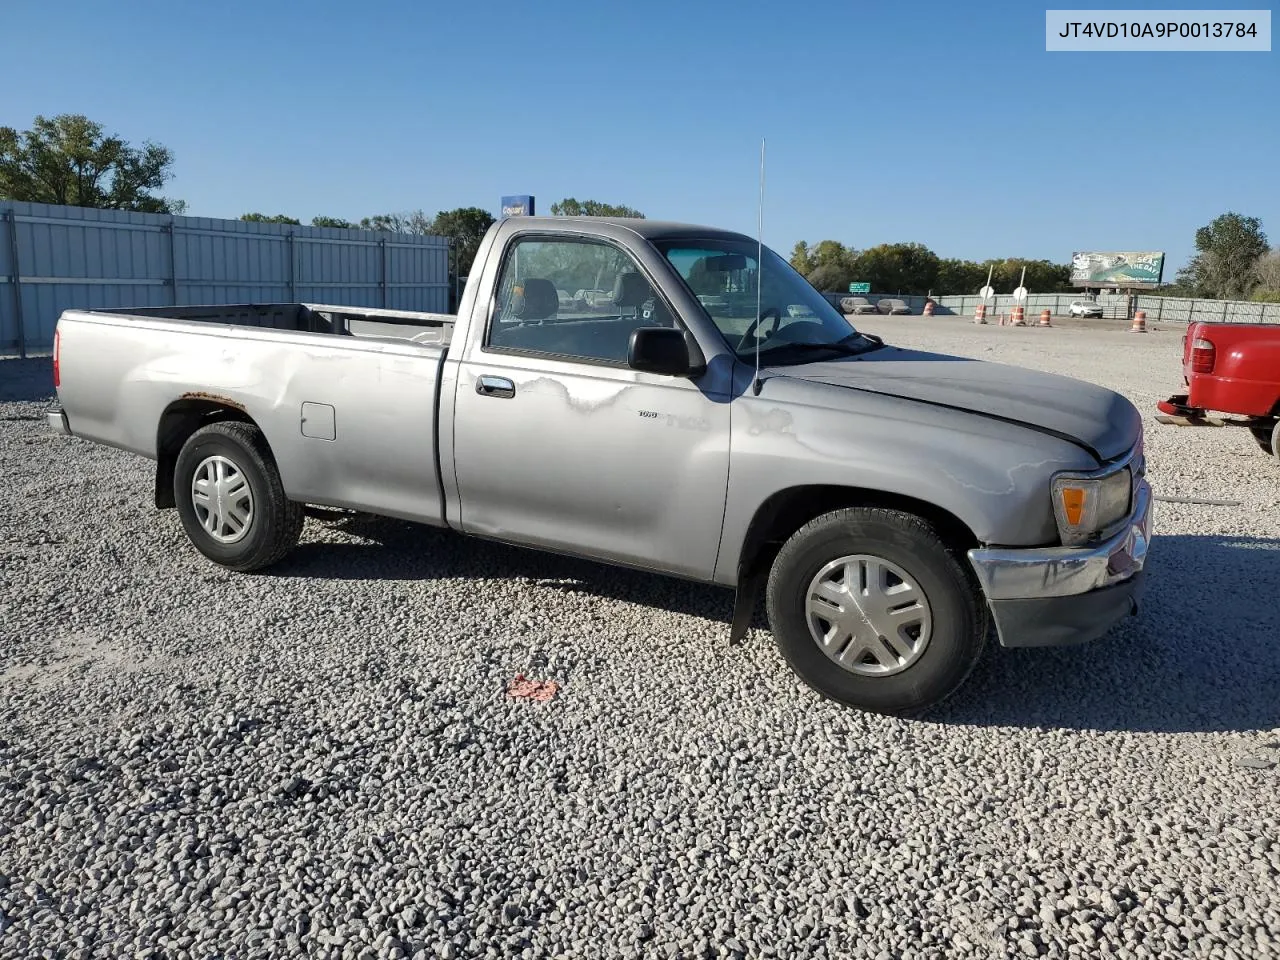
left=487, top=237, right=676, bottom=363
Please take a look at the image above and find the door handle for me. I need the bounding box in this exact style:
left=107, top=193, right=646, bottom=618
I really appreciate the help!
left=476, top=374, right=515, bottom=399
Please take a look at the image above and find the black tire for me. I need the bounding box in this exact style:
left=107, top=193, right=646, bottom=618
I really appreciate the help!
left=765, top=507, right=988, bottom=716
left=1253, top=424, right=1277, bottom=457
left=173, top=421, right=304, bottom=571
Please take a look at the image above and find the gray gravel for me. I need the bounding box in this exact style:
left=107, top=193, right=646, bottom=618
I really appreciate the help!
left=3, top=315, right=1279, bottom=960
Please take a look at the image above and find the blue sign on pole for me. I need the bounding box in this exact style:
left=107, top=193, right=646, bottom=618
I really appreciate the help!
left=501, top=195, right=535, bottom=217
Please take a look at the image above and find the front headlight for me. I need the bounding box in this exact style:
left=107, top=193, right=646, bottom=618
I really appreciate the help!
left=1051, top=466, right=1132, bottom=546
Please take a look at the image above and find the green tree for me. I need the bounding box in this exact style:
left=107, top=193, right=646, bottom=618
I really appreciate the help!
left=429, top=206, right=496, bottom=276
left=241, top=212, right=301, bottom=225
left=805, top=261, right=858, bottom=293
left=811, top=240, right=856, bottom=271
left=936, top=258, right=988, bottom=295
left=851, top=242, right=940, bottom=294
left=1177, top=212, right=1269, bottom=300
left=359, top=210, right=434, bottom=234
left=1023, top=259, right=1071, bottom=292
left=311, top=215, right=355, bottom=229
left=1251, top=251, right=1280, bottom=300
left=549, top=198, right=645, bottom=218
left=789, top=241, right=815, bottom=275
left=792, top=239, right=858, bottom=291
left=0, top=113, right=184, bottom=213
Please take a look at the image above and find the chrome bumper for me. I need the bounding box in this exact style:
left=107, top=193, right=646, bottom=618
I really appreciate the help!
left=967, top=478, right=1153, bottom=601
left=46, top=400, right=70, bottom=436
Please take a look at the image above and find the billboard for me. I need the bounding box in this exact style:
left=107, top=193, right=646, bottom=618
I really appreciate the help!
left=1070, top=250, right=1165, bottom=288
left=501, top=195, right=535, bottom=217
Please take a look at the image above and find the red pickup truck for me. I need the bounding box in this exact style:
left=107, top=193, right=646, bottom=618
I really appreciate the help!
left=1157, top=320, right=1280, bottom=459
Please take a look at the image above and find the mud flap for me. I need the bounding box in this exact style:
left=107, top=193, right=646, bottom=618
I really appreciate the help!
left=728, top=565, right=767, bottom=646
left=1156, top=394, right=1196, bottom=417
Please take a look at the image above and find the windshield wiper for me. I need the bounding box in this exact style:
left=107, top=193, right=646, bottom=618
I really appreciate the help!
left=754, top=332, right=886, bottom=360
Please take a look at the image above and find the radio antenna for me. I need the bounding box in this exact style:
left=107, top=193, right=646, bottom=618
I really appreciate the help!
left=752, top=137, right=766, bottom=396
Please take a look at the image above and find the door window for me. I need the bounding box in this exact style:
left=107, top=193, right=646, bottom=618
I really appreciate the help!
left=488, top=237, right=676, bottom=363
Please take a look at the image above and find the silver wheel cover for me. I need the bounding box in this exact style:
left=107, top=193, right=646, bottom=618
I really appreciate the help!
left=191, top=455, right=254, bottom=545
left=805, top=554, right=933, bottom=677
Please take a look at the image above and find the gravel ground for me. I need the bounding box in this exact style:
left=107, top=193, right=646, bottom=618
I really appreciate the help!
left=2, top=316, right=1278, bottom=960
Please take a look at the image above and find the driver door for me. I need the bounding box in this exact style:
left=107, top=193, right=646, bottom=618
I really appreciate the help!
left=450, top=233, right=733, bottom=581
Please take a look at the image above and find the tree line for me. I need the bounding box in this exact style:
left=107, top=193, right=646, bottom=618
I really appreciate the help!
left=6, top=113, right=1276, bottom=304
left=792, top=212, right=1279, bottom=303
left=789, top=240, right=1072, bottom=297
left=0, top=114, right=647, bottom=282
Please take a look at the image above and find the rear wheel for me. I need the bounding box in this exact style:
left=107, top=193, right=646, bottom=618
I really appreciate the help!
left=173, top=422, right=304, bottom=571
left=1253, top=423, right=1278, bottom=457
left=765, top=507, right=988, bottom=715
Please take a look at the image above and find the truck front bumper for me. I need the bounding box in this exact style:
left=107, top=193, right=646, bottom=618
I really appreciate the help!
left=46, top=400, right=70, bottom=436
left=966, top=478, right=1153, bottom=648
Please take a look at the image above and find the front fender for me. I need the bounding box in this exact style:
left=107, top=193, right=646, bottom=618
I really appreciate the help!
left=713, top=383, right=1097, bottom=585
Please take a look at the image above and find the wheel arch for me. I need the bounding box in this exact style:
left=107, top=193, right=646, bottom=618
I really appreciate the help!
left=154, top=398, right=259, bottom=508
left=727, top=484, right=981, bottom=644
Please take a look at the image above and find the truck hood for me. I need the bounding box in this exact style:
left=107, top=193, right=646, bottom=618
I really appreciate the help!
left=766, top=346, right=1141, bottom=462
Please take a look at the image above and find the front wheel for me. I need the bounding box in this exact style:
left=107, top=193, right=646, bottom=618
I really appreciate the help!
left=173, top=422, right=304, bottom=571
left=766, top=508, right=988, bottom=715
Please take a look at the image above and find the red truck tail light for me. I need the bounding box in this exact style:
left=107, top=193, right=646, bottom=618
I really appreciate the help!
left=53, top=329, right=61, bottom=388
left=1190, top=337, right=1215, bottom=374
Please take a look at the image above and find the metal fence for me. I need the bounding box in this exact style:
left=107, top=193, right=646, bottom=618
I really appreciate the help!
left=1127, top=295, right=1280, bottom=324
left=1, top=200, right=451, bottom=356
left=822, top=291, right=1280, bottom=324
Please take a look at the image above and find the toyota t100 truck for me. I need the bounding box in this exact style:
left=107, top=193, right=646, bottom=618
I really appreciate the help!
left=47, top=215, right=1153, bottom=715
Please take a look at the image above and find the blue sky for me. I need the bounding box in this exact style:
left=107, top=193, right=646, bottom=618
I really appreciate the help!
left=6, top=0, right=1276, bottom=275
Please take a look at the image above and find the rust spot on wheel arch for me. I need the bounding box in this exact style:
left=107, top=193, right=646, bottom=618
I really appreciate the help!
left=180, top=391, right=247, bottom=412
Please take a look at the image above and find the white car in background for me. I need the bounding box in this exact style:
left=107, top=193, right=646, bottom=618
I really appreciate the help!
left=1068, top=300, right=1104, bottom=318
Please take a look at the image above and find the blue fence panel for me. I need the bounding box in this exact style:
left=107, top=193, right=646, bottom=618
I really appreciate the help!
left=1, top=200, right=451, bottom=355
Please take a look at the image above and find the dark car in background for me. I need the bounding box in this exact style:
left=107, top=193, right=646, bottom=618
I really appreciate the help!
left=840, top=296, right=878, bottom=315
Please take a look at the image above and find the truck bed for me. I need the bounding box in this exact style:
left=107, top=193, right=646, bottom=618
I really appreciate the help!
left=53, top=301, right=455, bottom=527
left=95, top=302, right=455, bottom=346
left=1165, top=319, right=1280, bottom=419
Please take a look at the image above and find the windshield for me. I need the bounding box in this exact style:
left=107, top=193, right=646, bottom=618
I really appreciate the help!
left=655, top=237, right=880, bottom=363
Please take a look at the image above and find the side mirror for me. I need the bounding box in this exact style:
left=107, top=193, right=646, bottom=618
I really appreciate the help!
left=628, top=327, right=702, bottom=376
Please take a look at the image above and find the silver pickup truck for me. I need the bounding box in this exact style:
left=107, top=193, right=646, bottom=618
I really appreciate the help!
left=47, top=216, right=1153, bottom=715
